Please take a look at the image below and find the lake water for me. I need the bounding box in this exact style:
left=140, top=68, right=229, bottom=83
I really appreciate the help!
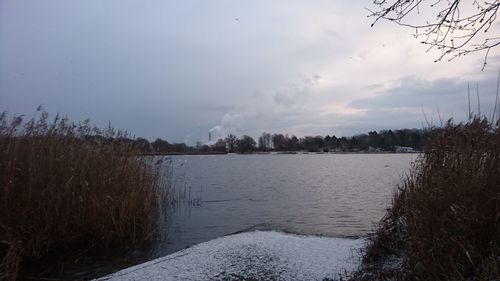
left=55, top=153, right=417, bottom=279
left=153, top=153, right=416, bottom=256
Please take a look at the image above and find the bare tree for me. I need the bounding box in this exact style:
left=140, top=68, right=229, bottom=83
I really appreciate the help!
left=225, top=134, right=238, bottom=153
left=369, top=0, right=500, bottom=69
left=258, top=132, right=272, bottom=151
left=236, top=135, right=256, bottom=153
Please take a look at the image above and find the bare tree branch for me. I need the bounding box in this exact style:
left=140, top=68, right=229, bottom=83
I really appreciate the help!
left=369, top=0, right=500, bottom=70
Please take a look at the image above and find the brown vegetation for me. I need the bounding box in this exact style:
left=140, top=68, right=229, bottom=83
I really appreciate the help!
left=0, top=111, right=170, bottom=280
left=353, top=117, right=500, bottom=281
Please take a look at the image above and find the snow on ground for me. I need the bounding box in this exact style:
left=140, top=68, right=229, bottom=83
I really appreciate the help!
left=97, top=231, right=365, bottom=281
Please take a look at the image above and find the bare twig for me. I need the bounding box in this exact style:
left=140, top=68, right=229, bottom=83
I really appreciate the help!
left=370, top=0, right=500, bottom=69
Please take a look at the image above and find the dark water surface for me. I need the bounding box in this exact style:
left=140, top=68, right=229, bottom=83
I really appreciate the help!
left=49, top=153, right=416, bottom=280
left=154, top=153, right=416, bottom=256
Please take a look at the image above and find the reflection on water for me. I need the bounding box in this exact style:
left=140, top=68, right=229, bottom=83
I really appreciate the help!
left=154, top=153, right=416, bottom=256
left=54, top=153, right=416, bottom=279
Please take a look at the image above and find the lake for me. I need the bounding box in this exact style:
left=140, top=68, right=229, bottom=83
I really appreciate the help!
left=59, top=153, right=417, bottom=279
left=154, top=153, right=416, bottom=256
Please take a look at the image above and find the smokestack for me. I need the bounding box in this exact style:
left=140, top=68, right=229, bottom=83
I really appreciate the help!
left=208, top=132, right=212, bottom=142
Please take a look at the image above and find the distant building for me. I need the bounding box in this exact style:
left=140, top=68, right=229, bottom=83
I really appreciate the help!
left=394, top=146, right=415, bottom=153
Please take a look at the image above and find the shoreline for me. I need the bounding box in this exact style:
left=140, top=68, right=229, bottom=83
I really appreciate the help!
left=97, top=231, right=365, bottom=281
left=142, top=151, right=420, bottom=156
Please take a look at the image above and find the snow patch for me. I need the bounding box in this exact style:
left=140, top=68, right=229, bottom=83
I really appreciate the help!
left=97, top=231, right=365, bottom=281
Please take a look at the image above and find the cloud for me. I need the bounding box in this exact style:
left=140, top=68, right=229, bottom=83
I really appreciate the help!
left=273, top=75, right=320, bottom=107
left=347, top=73, right=500, bottom=129
left=351, top=76, right=465, bottom=110
left=207, top=75, right=322, bottom=141
left=1, top=0, right=500, bottom=143
left=199, top=105, right=235, bottom=113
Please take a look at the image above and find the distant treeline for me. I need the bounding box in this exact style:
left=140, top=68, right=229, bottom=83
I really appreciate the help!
left=130, top=128, right=433, bottom=154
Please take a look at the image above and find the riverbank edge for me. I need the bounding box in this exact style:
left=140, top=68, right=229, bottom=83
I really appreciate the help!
left=0, top=112, right=172, bottom=281
left=142, top=151, right=420, bottom=156
left=346, top=117, right=500, bottom=281
left=97, top=230, right=366, bottom=281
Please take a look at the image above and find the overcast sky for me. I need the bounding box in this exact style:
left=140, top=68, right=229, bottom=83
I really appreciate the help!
left=1, top=0, right=499, bottom=144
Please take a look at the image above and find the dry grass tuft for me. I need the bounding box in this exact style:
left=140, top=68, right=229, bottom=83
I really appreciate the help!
left=0, top=110, right=170, bottom=280
left=357, top=116, right=500, bottom=281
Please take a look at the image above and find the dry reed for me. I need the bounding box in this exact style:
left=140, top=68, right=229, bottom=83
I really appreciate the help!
left=0, top=110, right=170, bottom=280
left=356, top=116, right=500, bottom=281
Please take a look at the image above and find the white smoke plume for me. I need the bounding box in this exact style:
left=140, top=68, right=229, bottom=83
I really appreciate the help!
left=208, top=75, right=321, bottom=140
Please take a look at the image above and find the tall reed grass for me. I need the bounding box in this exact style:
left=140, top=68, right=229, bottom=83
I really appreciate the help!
left=356, top=117, right=500, bottom=281
left=0, top=111, right=170, bottom=280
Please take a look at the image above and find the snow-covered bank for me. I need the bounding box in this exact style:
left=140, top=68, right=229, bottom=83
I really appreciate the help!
left=97, top=231, right=365, bottom=281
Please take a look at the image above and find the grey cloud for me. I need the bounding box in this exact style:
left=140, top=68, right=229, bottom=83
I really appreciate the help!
left=349, top=74, right=500, bottom=128
left=2, top=0, right=499, bottom=144
left=207, top=75, right=322, bottom=141
left=199, top=105, right=236, bottom=112
left=273, top=75, right=320, bottom=107
left=273, top=84, right=307, bottom=107
left=351, top=76, right=465, bottom=109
